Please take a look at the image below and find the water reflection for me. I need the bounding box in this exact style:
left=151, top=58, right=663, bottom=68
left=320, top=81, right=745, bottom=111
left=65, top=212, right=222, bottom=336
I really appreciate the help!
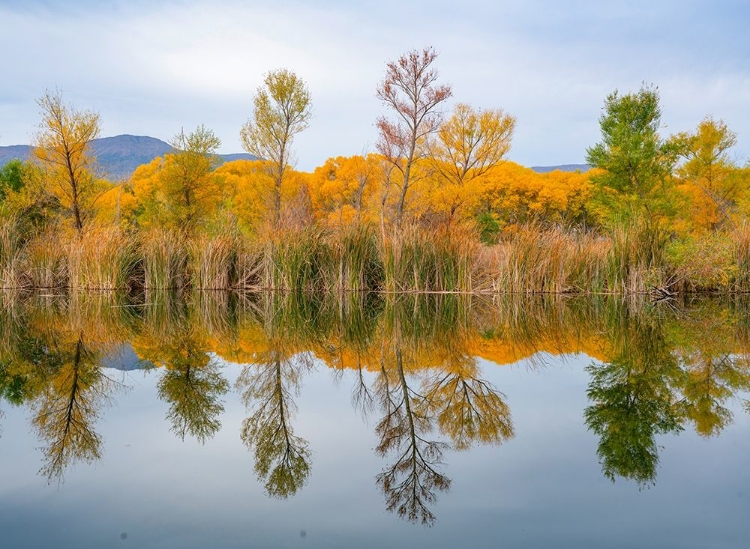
left=0, top=297, right=126, bottom=483
left=238, top=354, right=312, bottom=499
left=1, top=291, right=750, bottom=521
left=585, top=301, right=750, bottom=486
left=584, top=309, right=684, bottom=487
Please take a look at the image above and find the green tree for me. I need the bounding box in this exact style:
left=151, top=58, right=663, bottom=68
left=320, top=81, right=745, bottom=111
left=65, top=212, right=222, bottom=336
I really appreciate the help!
left=0, top=159, right=26, bottom=201
left=586, top=85, right=679, bottom=223
left=240, top=69, right=312, bottom=228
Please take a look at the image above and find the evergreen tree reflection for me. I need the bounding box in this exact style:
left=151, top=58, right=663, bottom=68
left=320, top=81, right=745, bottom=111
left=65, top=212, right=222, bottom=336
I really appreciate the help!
left=584, top=307, right=683, bottom=486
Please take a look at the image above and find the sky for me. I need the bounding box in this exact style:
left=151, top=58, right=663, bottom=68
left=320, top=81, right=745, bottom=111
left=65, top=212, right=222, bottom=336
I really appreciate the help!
left=0, top=0, right=748, bottom=171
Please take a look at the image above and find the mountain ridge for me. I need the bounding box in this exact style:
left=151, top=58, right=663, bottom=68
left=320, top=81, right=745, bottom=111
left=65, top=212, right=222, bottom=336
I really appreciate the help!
left=0, top=134, right=256, bottom=180
left=530, top=163, right=589, bottom=173
left=1, top=134, right=590, bottom=179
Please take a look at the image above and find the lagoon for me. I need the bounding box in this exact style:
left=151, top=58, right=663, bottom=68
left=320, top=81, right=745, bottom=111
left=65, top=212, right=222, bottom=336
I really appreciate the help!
left=1, top=293, right=749, bottom=548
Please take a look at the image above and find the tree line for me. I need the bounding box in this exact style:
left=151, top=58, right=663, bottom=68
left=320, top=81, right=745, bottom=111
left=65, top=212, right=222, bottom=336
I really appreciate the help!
left=1, top=48, right=749, bottom=292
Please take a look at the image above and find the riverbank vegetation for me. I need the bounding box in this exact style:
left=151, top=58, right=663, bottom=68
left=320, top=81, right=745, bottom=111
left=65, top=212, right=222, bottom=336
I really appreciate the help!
left=1, top=50, right=749, bottom=294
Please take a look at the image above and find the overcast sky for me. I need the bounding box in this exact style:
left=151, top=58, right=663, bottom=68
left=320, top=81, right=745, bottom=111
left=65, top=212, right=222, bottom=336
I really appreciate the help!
left=1, top=0, right=748, bottom=170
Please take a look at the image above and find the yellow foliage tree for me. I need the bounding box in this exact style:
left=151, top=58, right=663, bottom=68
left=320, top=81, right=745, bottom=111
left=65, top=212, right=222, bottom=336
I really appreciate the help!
left=428, top=103, right=515, bottom=224
left=476, top=163, right=593, bottom=227
left=240, top=69, right=312, bottom=228
left=215, top=159, right=312, bottom=233
left=675, top=117, right=747, bottom=231
left=214, top=159, right=272, bottom=232
left=126, top=126, right=223, bottom=231
left=33, top=90, right=108, bottom=235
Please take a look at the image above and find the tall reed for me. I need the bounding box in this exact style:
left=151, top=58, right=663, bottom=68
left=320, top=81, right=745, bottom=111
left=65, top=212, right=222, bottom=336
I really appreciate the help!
left=481, top=226, right=609, bottom=294
left=381, top=225, right=475, bottom=293
left=3, top=215, right=749, bottom=294
left=0, top=216, right=23, bottom=289
left=22, top=231, right=67, bottom=289
left=139, top=228, right=189, bottom=290
left=732, top=223, right=750, bottom=293
left=66, top=227, right=138, bottom=290
left=334, top=224, right=383, bottom=293
left=234, top=240, right=264, bottom=291
left=189, top=231, right=238, bottom=290
left=605, top=219, right=668, bottom=293
left=260, top=226, right=337, bottom=292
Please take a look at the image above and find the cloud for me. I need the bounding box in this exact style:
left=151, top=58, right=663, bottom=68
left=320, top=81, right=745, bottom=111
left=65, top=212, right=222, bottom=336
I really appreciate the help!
left=1, top=0, right=748, bottom=169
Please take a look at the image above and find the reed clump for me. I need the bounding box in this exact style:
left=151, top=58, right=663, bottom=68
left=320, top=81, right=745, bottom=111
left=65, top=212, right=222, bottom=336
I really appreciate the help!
left=480, top=226, right=609, bottom=294
left=259, top=225, right=337, bottom=292
left=666, top=231, right=736, bottom=292
left=381, top=225, right=475, bottom=293
left=234, top=239, right=264, bottom=291
left=2, top=217, right=750, bottom=295
left=67, top=227, right=138, bottom=290
left=0, top=216, right=24, bottom=289
left=732, top=223, right=750, bottom=293
left=665, top=223, right=750, bottom=293
left=139, top=228, right=189, bottom=290
left=21, top=231, right=67, bottom=289
left=335, top=224, right=383, bottom=293
left=189, top=231, right=239, bottom=290
left=605, top=220, right=669, bottom=294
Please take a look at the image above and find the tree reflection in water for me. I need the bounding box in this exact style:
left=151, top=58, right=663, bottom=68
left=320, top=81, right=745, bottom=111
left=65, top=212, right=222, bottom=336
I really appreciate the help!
left=237, top=353, right=312, bottom=499
left=235, top=293, right=315, bottom=499
left=27, top=328, right=125, bottom=483
left=155, top=329, right=229, bottom=444
left=374, top=346, right=451, bottom=526
left=1, top=292, right=750, bottom=521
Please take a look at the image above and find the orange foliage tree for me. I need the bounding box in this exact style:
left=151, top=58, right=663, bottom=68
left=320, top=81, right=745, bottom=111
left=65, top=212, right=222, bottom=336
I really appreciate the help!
left=307, top=154, right=384, bottom=227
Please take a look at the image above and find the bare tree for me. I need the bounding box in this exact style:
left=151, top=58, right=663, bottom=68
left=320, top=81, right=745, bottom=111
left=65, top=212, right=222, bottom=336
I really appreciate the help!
left=376, top=47, right=452, bottom=228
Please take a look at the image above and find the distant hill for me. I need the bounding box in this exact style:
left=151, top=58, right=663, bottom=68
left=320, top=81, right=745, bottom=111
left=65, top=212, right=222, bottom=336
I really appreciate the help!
left=0, top=134, right=256, bottom=180
left=1, top=137, right=589, bottom=179
left=531, top=164, right=590, bottom=174
left=92, top=135, right=172, bottom=179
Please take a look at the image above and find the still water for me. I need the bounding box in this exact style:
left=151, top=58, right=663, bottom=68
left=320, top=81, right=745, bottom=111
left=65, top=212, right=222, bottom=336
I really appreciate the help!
left=1, top=292, right=749, bottom=548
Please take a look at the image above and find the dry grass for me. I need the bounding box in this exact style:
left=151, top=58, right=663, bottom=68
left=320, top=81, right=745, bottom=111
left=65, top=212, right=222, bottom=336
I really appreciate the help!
left=381, top=225, right=476, bottom=293
left=479, top=226, right=609, bottom=294
left=189, top=232, right=238, bottom=290
left=21, top=231, right=67, bottom=289
left=67, top=227, right=138, bottom=290
left=139, top=228, right=189, bottom=290
left=0, top=217, right=748, bottom=295
left=0, top=216, right=23, bottom=289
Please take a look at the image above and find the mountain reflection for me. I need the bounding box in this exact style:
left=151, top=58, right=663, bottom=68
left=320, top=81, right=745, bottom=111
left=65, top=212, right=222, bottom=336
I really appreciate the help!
left=1, top=292, right=750, bottom=519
